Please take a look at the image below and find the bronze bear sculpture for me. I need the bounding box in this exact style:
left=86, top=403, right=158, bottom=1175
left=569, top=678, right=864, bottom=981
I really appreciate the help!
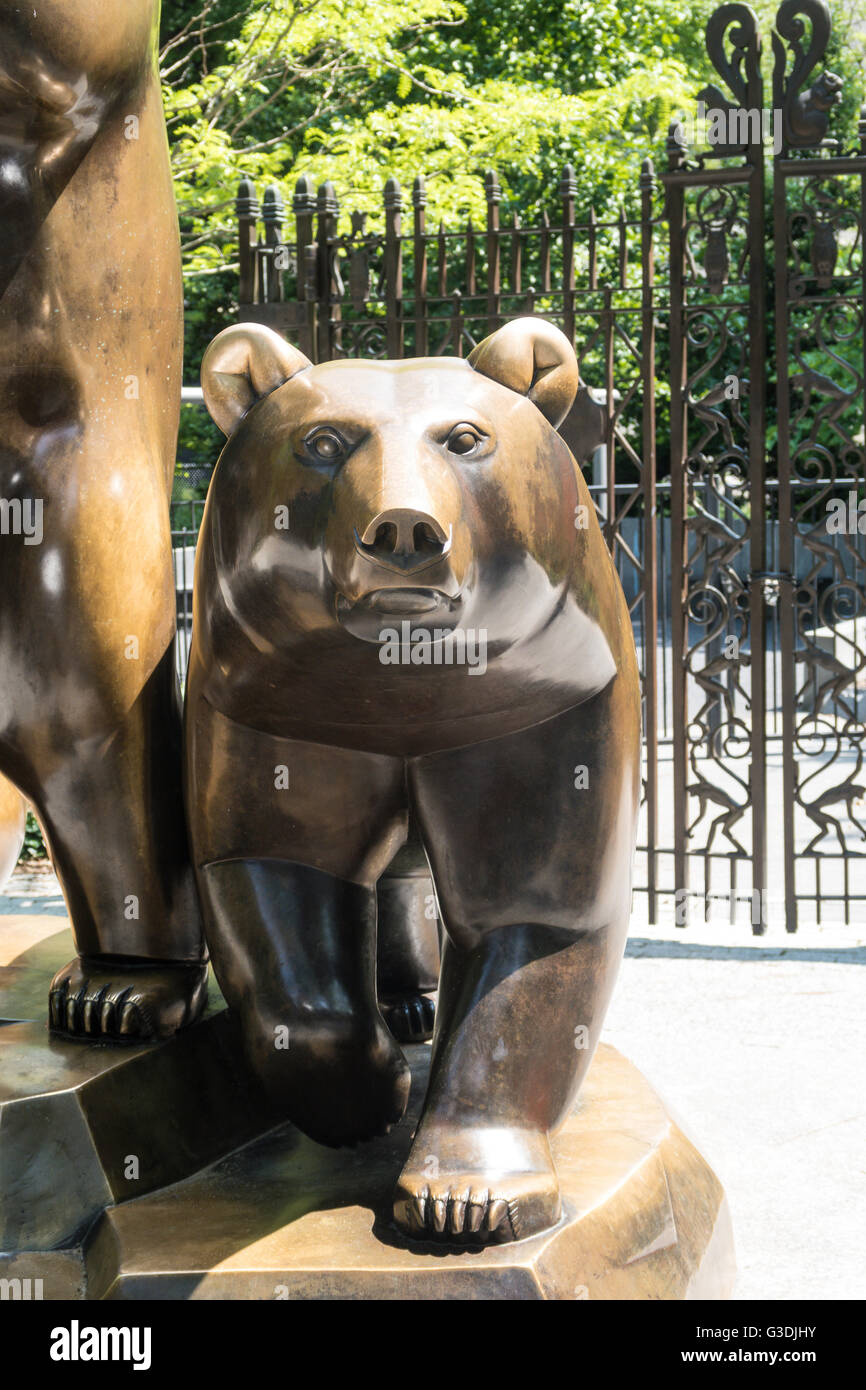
left=186, top=316, right=641, bottom=1243
left=0, top=0, right=206, bottom=1037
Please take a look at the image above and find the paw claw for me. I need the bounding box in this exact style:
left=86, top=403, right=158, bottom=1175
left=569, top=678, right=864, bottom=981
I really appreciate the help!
left=119, top=1000, right=140, bottom=1037
left=65, top=988, right=84, bottom=1034
left=413, top=1192, right=429, bottom=1229
left=486, top=1198, right=509, bottom=1233
left=48, top=957, right=207, bottom=1042
left=100, top=995, right=117, bottom=1036
left=82, top=985, right=107, bottom=1036
left=432, top=1197, right=447, bottom=1233
left=467, top=1200, right=485, bottom=1234
left=393, top=1130, right=560, bottom=1245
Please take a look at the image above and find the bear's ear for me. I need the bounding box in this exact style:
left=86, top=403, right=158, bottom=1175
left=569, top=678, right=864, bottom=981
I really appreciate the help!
left=201, top=324, right=312, bottom=435
left=467, top=317, right=579, bottom=428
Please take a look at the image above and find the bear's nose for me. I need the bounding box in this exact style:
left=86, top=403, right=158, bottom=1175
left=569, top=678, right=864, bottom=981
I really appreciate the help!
left=354, top=508, right=452, bottom=574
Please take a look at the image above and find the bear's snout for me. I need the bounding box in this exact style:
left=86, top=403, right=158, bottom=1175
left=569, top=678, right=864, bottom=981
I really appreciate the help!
left=325, top=446, right=470, bottom=610
left=354, top=508, right=452, bottom=577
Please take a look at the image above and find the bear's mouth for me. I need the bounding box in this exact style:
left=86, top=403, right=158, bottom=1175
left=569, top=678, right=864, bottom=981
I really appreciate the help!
left=336, top=588, right=462, bottom=642
left=365, top=588, right=444, bottom=615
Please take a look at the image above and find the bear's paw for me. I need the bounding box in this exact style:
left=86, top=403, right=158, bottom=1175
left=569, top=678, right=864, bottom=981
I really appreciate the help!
left=48, top=956, right=208, bottom=1041
left=393, top=1127, right=562, bottom=1244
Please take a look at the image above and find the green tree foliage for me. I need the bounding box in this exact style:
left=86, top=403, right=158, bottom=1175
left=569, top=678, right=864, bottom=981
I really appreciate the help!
left=20, top=811, right=47, bottom=862
left=160, top=0, right=695, bottom=284
left=161, top=1, right=866, bottom=485
left=160, top=0, right=697, bottom=476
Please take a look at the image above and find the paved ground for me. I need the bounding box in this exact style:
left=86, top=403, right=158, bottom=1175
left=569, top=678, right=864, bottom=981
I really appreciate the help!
left=607, top=917, right=866, bottom=1301
left=3, top=867, right=864, bottom=1301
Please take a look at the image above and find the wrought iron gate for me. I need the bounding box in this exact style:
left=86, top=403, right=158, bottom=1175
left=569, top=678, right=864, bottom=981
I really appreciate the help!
left=225, top=0, right=866, bottom=931
left=663, top=0, right=865, bottom=930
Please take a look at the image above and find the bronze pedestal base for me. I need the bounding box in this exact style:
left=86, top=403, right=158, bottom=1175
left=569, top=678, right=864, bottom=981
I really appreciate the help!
left=1, top=925, right=734, bottom=1300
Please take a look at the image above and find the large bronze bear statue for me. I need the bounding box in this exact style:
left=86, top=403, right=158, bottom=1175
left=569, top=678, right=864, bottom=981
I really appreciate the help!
left=187, top=317, right=640, bottom=1243
left=0, top=0, right=206, bottom=1036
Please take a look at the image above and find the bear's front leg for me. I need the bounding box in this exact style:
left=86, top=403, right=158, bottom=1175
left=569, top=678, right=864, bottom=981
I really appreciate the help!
left=397, top=680, right=640, bottom=1243
left=202, top=860, right=411, bottom=1146
left=393, top=922, right=626, bottom=1241
left=187, top=698, right=412, bottom=1146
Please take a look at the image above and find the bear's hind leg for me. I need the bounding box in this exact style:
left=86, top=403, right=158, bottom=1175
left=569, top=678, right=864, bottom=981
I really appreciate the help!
left=377, top=819, right=440, bottom=1043
left=34, top=651, right=207, bottom=1041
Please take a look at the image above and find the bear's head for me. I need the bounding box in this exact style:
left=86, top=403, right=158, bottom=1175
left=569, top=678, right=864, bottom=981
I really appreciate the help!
left=195, top=317, right=620, bottom=750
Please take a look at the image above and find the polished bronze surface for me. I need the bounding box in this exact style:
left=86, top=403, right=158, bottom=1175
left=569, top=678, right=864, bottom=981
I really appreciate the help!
left=0, top=0, right=205, bottom=1039
left=0, top=926, right=279, bottom=1255
left=85, top=1042, right=734, bottom=1300
left=188, top=316, right=641, bottom=1245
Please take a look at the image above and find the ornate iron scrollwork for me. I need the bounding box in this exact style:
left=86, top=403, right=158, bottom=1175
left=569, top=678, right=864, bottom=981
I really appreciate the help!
left=786, top=262, right=866, bottom=859
left=697, top=3, right=763, bottom=157
left=750, top=571, right=791, bottom=604
left=772, top=0, right=843, bottom=150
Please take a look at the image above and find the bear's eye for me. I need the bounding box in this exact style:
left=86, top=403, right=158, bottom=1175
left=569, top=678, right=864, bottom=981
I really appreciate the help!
left=304, top=427, right=346, bottom=464
left=446, top=424, right=485, bottom=456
